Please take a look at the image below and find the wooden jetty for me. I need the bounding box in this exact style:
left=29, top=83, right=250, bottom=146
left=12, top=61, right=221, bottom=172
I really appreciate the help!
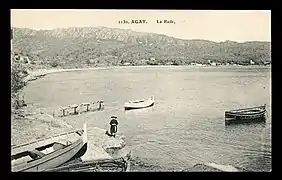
left=225, top=104, right=267, bottom=125
left=59, top=100, right=104, bottom=117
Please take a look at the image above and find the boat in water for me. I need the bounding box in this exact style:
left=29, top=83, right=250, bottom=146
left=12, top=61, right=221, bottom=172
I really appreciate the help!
left=124, top=96, right=155, bottom=110
left=225, top=104, right=267, bottom=125
left=11, top=124, right=88, bottom=172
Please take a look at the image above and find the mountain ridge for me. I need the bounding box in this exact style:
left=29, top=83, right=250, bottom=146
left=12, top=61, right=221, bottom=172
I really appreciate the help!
left=12, top=26, right=271, bottom=68
left=12, top=26, right=271, bottom=43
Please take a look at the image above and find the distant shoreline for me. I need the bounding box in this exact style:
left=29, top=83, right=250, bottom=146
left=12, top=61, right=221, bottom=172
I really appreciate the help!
left=28, top=64, right=271, bottom=77
left=25, top=64, right=271, bottom=83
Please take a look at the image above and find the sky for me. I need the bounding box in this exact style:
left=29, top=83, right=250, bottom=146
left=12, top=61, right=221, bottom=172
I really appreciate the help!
left=11, top=9, right=271, bottom=42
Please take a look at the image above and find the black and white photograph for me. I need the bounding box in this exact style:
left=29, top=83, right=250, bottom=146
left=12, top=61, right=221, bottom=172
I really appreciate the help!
left=10, top=9, right=271, bottom=172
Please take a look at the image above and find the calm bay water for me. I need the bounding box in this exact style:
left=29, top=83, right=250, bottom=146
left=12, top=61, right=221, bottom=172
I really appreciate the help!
left=23, top=66, right=271, bottom=171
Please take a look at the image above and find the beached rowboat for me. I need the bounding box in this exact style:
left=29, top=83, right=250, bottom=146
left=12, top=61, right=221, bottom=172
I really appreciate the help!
left=124, top=96, right=155, bottom=110
left=225, top=105, right=267, bottom=125
left=11, top=124, right=88, bottom=172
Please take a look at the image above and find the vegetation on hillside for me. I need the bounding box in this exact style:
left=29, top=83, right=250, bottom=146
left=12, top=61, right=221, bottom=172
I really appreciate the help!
left=12, top=27, right=271, bottom=68
left=11, top=59, right=28, bottom=111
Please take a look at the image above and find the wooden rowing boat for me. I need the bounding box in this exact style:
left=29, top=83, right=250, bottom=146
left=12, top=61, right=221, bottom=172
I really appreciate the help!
left=225, top=105, right=267, bottom=125
left=11, top=124, right=88, bottom=172
left=124, top=96, right=155, bottom=110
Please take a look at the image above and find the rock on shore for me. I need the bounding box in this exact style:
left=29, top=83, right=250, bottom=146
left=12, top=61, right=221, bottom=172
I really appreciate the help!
left=81, top=127, right=128, bottom=161
left=182, top=163, right=241, bottom=172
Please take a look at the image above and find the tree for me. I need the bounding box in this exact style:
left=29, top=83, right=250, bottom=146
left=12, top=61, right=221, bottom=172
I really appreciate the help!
left=11, top=63, right=28, bottom=93
left=11, top=62, right=28, bottom=110
left=50, top=61, right=59, bottom=68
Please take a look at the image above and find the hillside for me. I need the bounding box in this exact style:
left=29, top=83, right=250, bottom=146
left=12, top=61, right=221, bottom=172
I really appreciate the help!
left=12, top=26, right=271, bottom=68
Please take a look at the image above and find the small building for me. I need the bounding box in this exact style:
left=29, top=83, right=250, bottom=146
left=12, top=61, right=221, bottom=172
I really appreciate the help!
left=88, top=59, right=96, bottom=64
left=264, top=61, right=271, bottom=65
left=123, top=62, right=131, bottom=66
left=166, top=62, right=173, bottom=65
left=211, top=62, right=217, bottom=66
left=138, top=59, right=149, bottom=65
left=250, top=60, right=255, bottom=65
left=140, top=59, right=149, bottom=62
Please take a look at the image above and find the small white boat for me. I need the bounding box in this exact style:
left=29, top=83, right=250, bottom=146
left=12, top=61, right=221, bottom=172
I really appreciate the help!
left=124, top=96, right=155, bottom=110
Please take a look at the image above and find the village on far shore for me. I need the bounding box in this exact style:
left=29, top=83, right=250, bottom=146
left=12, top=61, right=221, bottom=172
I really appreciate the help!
left=12, top=53, right=271, bottom=69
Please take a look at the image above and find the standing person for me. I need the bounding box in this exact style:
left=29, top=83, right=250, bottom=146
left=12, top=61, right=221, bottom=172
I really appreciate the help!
left=110, top=115, right=118, bottom=137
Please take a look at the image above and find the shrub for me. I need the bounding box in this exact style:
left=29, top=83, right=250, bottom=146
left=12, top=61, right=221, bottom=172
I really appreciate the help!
left=11, top=62, right=28, bottom=111
left=11, top=93, right=26, bottom=110
left=11, top=63, right=28, bottom=94
left=50, top=61, right=59, bottom=68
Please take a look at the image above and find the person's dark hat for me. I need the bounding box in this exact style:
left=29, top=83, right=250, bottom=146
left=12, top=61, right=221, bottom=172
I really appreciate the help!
left=111, top=115, right=117, bottom=118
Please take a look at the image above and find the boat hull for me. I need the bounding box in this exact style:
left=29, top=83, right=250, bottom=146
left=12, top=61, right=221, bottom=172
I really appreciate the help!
left=124, top=96, right=154, bottom=110
left=12, top=140, right=87, bottom=172
left=68, top=143, right=88, bottom=162
left=225, top=114, right=266, bottom=125
left=124, top=102, right=154, bottom=110
left=11, top=124, right=88, bottom=172
left=225, top=106, right=266, bottom=125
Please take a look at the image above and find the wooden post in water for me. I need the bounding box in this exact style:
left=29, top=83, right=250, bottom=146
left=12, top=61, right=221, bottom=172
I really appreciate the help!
left=97, top=101, right=101, bottom=110
left=81, top=103, right=91, bottom=112
left=97, top=100, right=104, bottom=110
left=70, top=104, right=79, bottom=115
left=86, top=104, right=90, bottom=111
left=61, top=107, right=68, bottom=117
